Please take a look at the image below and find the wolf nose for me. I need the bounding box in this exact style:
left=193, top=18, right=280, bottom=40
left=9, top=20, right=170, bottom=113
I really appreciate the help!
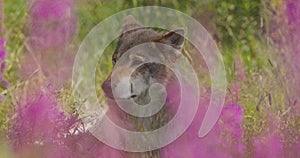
left=102, top=75, right=114, bottom=99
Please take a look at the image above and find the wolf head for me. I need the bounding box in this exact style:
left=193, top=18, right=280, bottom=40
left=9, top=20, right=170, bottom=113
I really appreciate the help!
left=102, top=16, right=185, bottom=103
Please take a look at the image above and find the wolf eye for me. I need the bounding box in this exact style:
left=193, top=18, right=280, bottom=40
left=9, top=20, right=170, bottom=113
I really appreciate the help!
left=129, top=54, right=144, bottom=66
left=112, top=58, right=116, bottom=65
left=130, top=94, right=137, bottom=98
left=131, top=60, right=143, bottom=66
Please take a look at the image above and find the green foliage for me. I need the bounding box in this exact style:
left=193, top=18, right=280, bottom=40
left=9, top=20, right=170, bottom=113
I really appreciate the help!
left=0, top=0, right=27, bottom=135
left=3, top=0, right=27, bottom=84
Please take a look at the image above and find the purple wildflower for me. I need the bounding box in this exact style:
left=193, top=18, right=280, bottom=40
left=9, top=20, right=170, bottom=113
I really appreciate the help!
left=161, top=81, right=245, bottom=158
left=11, top=88, right=124, bottom=158
left=11, top=90, right=69, bottom=150
left=253, top=135, right=283, bottom=158
left=280, top=0, right=300, bottom=97
left=28, top=0, right=77, bottom=50
left=22, top=0, right=77, bottom=89
left=161, top=102, right=245, bottom=158
left=252, top=115, right=283, bottom=158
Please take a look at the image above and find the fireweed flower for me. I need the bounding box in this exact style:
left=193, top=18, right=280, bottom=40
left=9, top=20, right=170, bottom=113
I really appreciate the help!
left=253, top=135, right=283, bottom=158
left=252, top=115, right=283, bottom=158
left=11, top=88, right=124, bottom=158
left=22, top=0, right=77, bottom=88
left=10, top=1, right=80, bottom=156
left=286, top=1, right=300, bottom=86
left=161, top=101, right=246, bottom=157
left=283, top=2, right=300, bottom=156
left=28, top=0, right=77, bottom=50
left=160, top=81, right=245, bottom=158
left=11, top=90, right=69, bottom=150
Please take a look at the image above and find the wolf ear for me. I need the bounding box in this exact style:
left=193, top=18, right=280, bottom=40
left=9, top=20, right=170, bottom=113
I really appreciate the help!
left=161, top=29, right=185, bottom=49
left=121, top=15, right=143, bottom=34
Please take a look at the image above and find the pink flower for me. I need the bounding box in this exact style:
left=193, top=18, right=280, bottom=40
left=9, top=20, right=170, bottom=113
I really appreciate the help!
left=28, top=0, right=77, bottom=50
left=11, top=88, right=124, bottom=158
left=252, top=114, right=284, bottom=158
left=11, top=90, right=68, bottom=149
left=286, top=1, right=300, bottom=26
left=284, top=1, right=300, bottom=93
left=22, top=0, right=77, bottom=89
left=253, top=135, right=283, bottom=158
left=161, top=81, right=245, bottom=158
